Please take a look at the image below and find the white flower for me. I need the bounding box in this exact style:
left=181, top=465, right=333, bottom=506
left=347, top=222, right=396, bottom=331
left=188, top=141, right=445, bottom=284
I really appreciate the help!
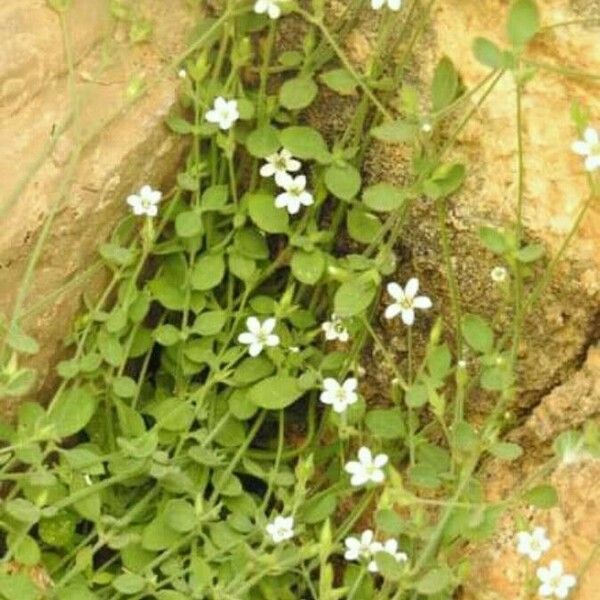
left=344, top=446, right=388, bottom=487
left=260, top=149, right=301, bottom=186
left=371, top=0, right=402, bottom=10
left=275, top=174, right=314, bottom=215
left=205, top=97, right=240, bottom=130
left=368, top=539, right=408, bottom=573
left=126, top=185, right=162, bottom=217
left=344, top=530, right=378, bottom=562
left=254, top=0, right=283, bottom=19
left=516, top=527, right=551, bottom=561
left=266, top=515, right=294, bottom=544
left=384, top=278, right=432, bottom=325
left=319, top=378, right=358, bottom=413
left=421, top=121, right=432, bottom=133
left=237, top=317, right=280, bottom=357
left=321, top=315, right=350, bottom=342
left=178, top=68, right=187, bottom=79
left=536, top=560, right=576, bottom=599
left=490, top=266, right=508, bottom=283
left=571, top=126, right=600, bottom=172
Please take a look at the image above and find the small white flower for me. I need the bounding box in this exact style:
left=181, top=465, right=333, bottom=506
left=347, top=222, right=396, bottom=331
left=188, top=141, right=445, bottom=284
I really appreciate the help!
left=260, top=149, right=301, bottom=186
left=421, top=121, right=432, bottom=133
left=490, top=266, right=508, bottom=283
left=205, top=96, right=240, bottom=130
left=384, top=278, right=432, bottom=326
left=289, top=346, right=300, bottom=353
left=238, top=317, right=280, bottom=357
left=571, top=126, right=600, bottom=172
left=266, top=515, right=295, bottom=544
left=126, top=184, right=162, bottom=217
left=536, top=560, right=576, bottom=599
left=319, top=377, right=358, bottom=413
left=457, top=359, right=467, bottom=369
left=368, top=539, right=408, bottom=572
left=344, top=446, right=388, bottom=487
left=371, top=0, right=402, bottom=10
left=516, top=527, right=551, bottom=561
left=321, top=315, right=350, bottom=342
left=275, top=174, right=314, bottom=215
left=344, top=530, right=377, bottom=562
left=254, top=0, right=283, bottom=19
left=178, top=68, right=187, bottom=79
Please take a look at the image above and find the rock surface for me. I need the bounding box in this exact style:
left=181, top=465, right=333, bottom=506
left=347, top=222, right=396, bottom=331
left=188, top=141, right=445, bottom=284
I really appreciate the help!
left=0, top=0, right=192, bottom=416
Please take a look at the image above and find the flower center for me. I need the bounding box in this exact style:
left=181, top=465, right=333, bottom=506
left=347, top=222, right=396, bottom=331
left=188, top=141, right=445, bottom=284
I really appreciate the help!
left=336, top=389, right=346, bottom=400
left=141, top=197, right=151, bottom=208
left=399, top=298, right=413, bottom=309
left=257, top=331, right=268, bottom=344
left=275, top=157, right=287, bottom=170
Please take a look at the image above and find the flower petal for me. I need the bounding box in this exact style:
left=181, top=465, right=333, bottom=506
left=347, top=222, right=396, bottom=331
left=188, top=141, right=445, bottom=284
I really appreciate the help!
left=401, top=308, right=415, bottom=326
left=386, top=282, right=403, bottom=301
left=405, top=277, right=419, bottom=298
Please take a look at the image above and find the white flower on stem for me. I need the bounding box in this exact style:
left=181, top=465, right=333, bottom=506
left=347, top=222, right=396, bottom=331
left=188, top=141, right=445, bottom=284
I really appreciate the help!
left=321, top=314, right=350, bottom=342
left=260, top=149, right=301, bottom=186
left=266, top=515, right=295, bottom=544
left=344, top=446, right=388, bottom=487
left=516, top=527, right=551, bottom=561
left=571, top=126, right=600, bottom=172
left=275, top=174, right=314, bottom=215
left=178, top=68, right=187, bottom=79
left=319, top=377, right=358, bottom=413
left=126, top=185, right=162, bottom=217
left=490, top=266, right=508, bottom=283
left=205, top=97, right=240, bottom=130
left=371, top=0, right=402, bottom=10
left=536, top=560, right=576, bottom=599
left=238, top=317, right=280, bottom=357
left=368, top=539, right=408, bottom=573
left=344, top=530, right=378, bottom=562
left=254, top=0, right=283, bottom=19
left=384, top=278, right=432, bottom=325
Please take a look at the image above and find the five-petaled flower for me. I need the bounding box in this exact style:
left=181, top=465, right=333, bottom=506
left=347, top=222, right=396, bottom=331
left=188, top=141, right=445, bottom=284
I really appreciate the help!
left=319, top=377, right=358, bottom=413
left=536, top=560, right=576, bottom=599
left=266, top=515, right=295, bottom=544
left=384, top=278, right=432, bottom=325
left=238, top=317, right=280, bottom=357
left=260, top=149, right=301, bottom=186
left=571, top=126, right=600, bottom=172
left=344, top=446, right=388, bottom=487
left=275, top=174, right=314, bottom=215
left=368, top=539, right=408, bottom=573
left=205, top=97, right=240, bottom=130
left=321, top=315, right=350, bottom=342
left=371, top=0, right=402, bottom=10
left=126, top=185, right=162, bottom=217
left=516, top=527, right=551, bottom=561
left=254, top=0, right=284, bottom=20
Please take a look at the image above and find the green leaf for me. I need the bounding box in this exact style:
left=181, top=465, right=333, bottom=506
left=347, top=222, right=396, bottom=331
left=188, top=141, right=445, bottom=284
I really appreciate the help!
left=6, top=326, right=39, bottom=355
left=99, top=243, right=136, bottom=266
left=190, top=253, right=225, bottom=290
left=112, top=573, right=146, bottom=595
left=507, top=0, right=540, bottom=47
left=112, top=376, right=138, bottom=398
left=0, top=572, right=40, bottom=600
left=49, top=387, right=97, bottom=437
left=431, top=56, right=459, bottom=112
left=324, top=164, right=361, bottom=201
left=375, top=509, right=404, bottom=535
left=424, top=163, right=466, bottom=199
left=462, top=314, right=494, bottom=354
left=405, top=384, right=428, bottom=408
left=248, top=192, right=289, bottom=233
left=248, top=375, right=303, bottom=409
left=164, top=499, right=197, bottom=532
left=334, top=279, right=377, bottom=317
left=234, top=227, right=269, bottom=259
left=489, top=441, right=523, bottom=460
left=192, top=311, right=227, bottom=336
left=229, top=252, right=256, bottom=281
left=522, top=484, right=558, bottom=508
left=202, top=185, right=229, bottom=211
left=416, top=567, right=452, bottom=594
left=280, top=126, right=332, bottom=164
left=4, top=498, right=41, bottom=523
left=279, top=76, right=318, bottom=110
left=481, top=365, right=513, bottom=391
left=479, top=226, right=508, bottom=254
left=365, top=409, right=406, bottom=439
left=516, top=243, right=544, bottom=263
left=175, top=211, right=203, bottom=238
left=291, top=249, right=326, bottom=285
left=153, top=324, right=181, bottom=346
left=363, top=183, right=406, bottom=212
left=166, top=115, right=193, bottom=135
left=454, top=420, right=479, bottom=452
left=473, top=37, right=505, bottom=68
left=347, top=208, right=381, bottom=244
left=97, top=330, right=124, bottom=367
left=233, top=356, right=275, bottom=385
left=320, top=68, right=358, bottom=95
left=370, top=120, right=417, bottom=143
left=300, top=493, right=337, bottom=524
left=245, top=125, right=280, bottom=158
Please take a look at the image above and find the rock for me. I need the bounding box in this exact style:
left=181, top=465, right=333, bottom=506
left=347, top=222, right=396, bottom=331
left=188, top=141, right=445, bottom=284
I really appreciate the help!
left=0, top=0, right=192, bottom=417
